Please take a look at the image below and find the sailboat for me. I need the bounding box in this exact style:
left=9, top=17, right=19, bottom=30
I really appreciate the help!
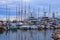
left=0, top=21, right=5, bottom=30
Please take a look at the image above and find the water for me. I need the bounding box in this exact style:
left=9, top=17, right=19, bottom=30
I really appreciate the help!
left=0, top=29, right=57, bottom=40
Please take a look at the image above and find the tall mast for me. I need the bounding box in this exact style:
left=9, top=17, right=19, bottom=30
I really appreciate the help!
left=21, top=0, right=23, bottom=21
left=43, top=7, right=46, bottom=17
left=49, top=5, right=51, bottom=17
left=24, top=0, right=26, bottom=20
left=38, top=8, right=40, bottom=18
left=16, top=6, right=17, bottom=21
left=32, top=8, right=34, bottom=17
left=56, top=12, right=58, bottom=18
left=29, top=1, right=30, bottom=17
left=8, top=8, right=10, bottom=21
left=53, top=12, right=55, bottom=19
left=21, top=10, right=22, bottom=21
left=31, top=12, right=32, bottom=17
left=44, top=12, right=47, bottom=17
left=49, top=5, right=51, bottom=14
left=33, top=8, right=35, bottom=17
left=6, top=6, right=10, bottom=21
left=18, top=1, right=20, bottom=21
left=6, top=4, right=8, bottom=21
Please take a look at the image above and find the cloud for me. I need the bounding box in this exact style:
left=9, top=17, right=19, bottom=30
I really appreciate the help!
left=0, top=16, right=25, bottom=21
left=0, top=0, right=7, bottom=4
left=0, top=0, right=18, bottom=5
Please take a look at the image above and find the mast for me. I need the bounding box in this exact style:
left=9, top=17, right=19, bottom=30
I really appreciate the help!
left=32, top=8, right=34, bottom=17
left=38, top=8, right=40, bottom=18
left=43, top=7, right=46, bottom=17
left=28, top=1, right=30, bottom=18
left=6, top=4, right=7, bottom=21
left=16, top=6, right=17, bottom=21
left=31, top=12, right=32, bottom=17
left=8, top=8, right=10, bottom=21
left=44, top=12, right=47, bottom=17
left=53, top=12, right=55, bottom=19
left=49, top=5, right=51, bottom=14
left=21, top=9, right=22, bottom=21
left=24, top=0, right=26, bottom=20
left=21, top=0, right=23, bottom=21
left=18, top=1, right=20, bottom=21
left=49, top=5, right=51, bottom=17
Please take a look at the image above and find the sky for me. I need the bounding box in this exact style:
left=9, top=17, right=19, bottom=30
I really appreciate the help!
left=0, top=0, right=60, bottom=19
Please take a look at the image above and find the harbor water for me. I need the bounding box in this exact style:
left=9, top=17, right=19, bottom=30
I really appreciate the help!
left=0, top=26, right=57, bottom=40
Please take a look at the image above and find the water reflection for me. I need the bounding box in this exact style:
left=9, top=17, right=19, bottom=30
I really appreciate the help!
left=0, top=29, right=56, bottom=40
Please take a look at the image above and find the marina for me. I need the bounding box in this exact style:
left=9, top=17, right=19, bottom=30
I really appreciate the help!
left=0, top=14, right=60, bottom=30
left=0, top=0, right=60, bottom=40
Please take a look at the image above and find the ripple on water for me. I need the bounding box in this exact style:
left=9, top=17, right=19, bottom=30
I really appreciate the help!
left=0, top=29, right=57, bottom=40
